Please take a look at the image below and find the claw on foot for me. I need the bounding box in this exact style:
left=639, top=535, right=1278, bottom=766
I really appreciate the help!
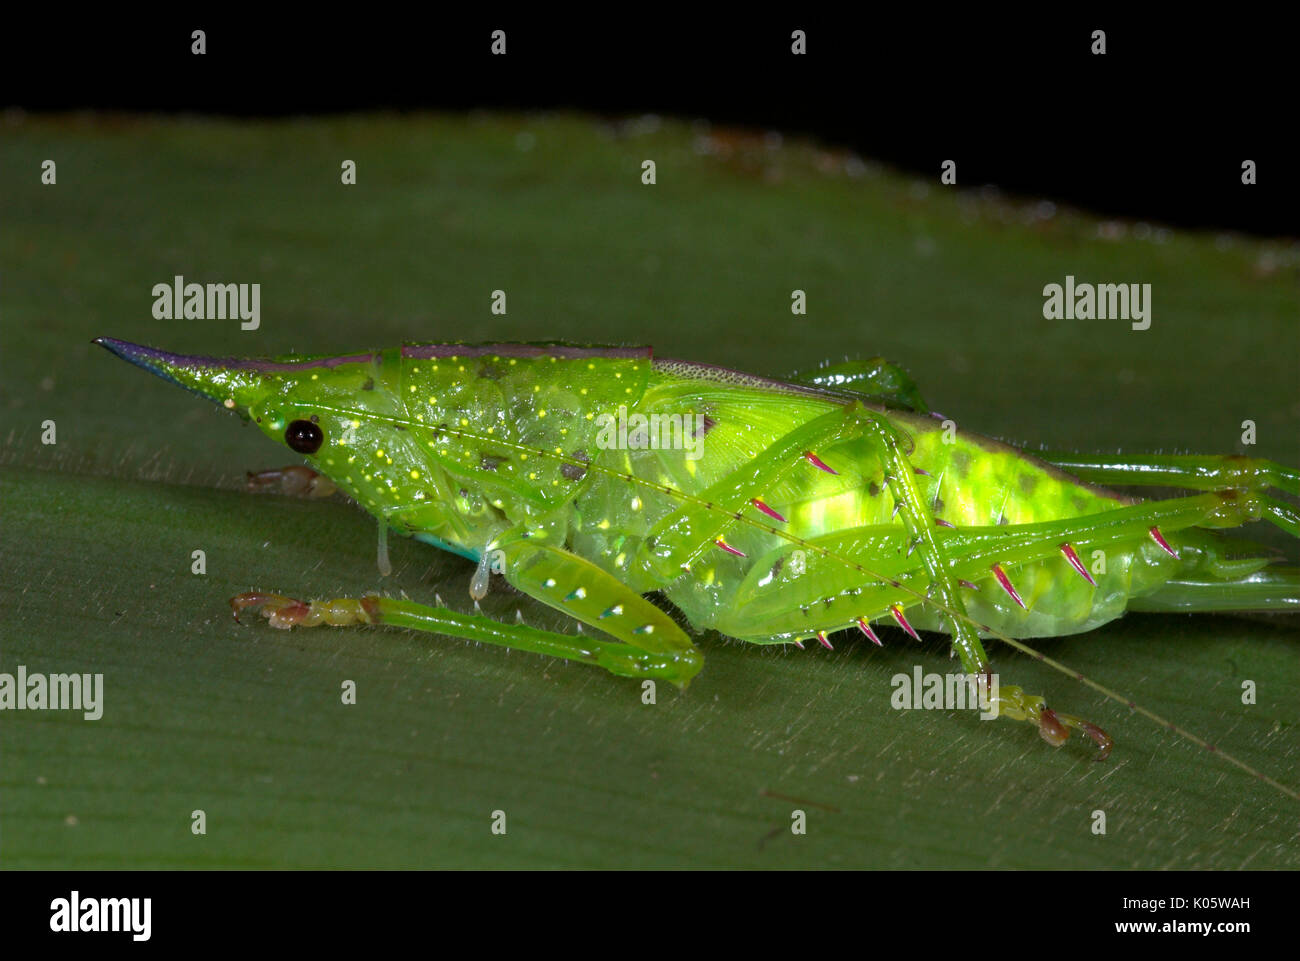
left=230, top=592, right=379, bottom=629
left=994, top=685, right=1113, bottom=759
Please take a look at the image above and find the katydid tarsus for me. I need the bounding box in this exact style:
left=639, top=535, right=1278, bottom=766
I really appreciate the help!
left=96, top=338, right=1300, bottom=800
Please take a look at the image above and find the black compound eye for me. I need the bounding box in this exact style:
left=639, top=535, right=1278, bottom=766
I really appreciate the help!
left=285, top=419, right=324, bottom=454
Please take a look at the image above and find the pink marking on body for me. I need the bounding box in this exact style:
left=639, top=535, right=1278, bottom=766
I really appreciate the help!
left=856, top=618, right=883, bottom=646
left=890, top=605, right=921, bottom=641
left=1059, top=543, right=1097, bottom=586
left=934, top=518, right=955, bottom=529
left=715, top=538, right=747, bottom=558
left=1149, top=526, right=1180, bottom=559
left=803, top=451, right=838, bottom=474
left=958, top=579, right=980, bottom=591
left=990, top=563, right=1027, bottom=609
left=913, top=467, right=930, bottom=476
left=793, top=639, right=806, bottom=650
left=816, top=630, right=833, bottom=650
left=750, top=497, right=787, bottom=523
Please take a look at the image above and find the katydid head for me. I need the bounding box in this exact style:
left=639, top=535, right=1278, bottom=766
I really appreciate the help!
left=95, top=337, right=406, bottom=483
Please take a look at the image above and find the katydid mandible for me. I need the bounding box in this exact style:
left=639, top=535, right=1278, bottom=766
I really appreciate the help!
left=96, top=338, right=1300, bottom=798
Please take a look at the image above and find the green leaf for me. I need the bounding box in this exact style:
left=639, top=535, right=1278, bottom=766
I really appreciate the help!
left=2, top=114, right=1296, bottom=867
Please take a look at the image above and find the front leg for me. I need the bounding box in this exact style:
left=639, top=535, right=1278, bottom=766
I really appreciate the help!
left=246, top=465, right=337, bottom=498
left=232, top=590, right=697, bottom=684
left=232, top=537, right=703, bottom=688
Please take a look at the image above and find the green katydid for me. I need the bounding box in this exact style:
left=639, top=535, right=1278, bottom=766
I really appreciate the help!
left=96, top=337, right=1300, bottom=799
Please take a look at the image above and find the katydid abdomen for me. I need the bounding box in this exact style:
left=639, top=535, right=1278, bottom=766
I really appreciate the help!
left=579, top=365, right=1184, bottom=644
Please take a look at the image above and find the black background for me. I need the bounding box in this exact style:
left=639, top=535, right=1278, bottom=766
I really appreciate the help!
left=2, top=11, right=1295, bottom=236
left=5, top=870, right=1290, bottom=946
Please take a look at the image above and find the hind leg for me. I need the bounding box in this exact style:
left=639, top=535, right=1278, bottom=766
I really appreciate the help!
left=1041, top=453, right=1299, bottom=536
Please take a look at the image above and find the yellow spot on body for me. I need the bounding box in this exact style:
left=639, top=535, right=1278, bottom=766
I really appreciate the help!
left=509, top=358, right=517, bottom=365
left=585, top=412, right=594, bottom=419
left=460, top=418, right=469, bottom=426
left=685, top=459, right=698, bottom=477
left=597, top=519, right=610, bottom=530
left=587, top=362, right=595, bottom=370
left=533, top=385, right=541, bottom=392
left=351, top=420, right=360, bottom=429
left=630, top=497, right=642, bottom=511
left=410, top=470, right=420, bottom=479
left=376, top=449, right=385, bottom=459
left=614, top=372, right=622, bottom=379
left=311, top=373, right=319, bottom=380
left=348, top=455, right=356, bottom=463
left=615, top=552, right=626, bottom=566
left=538, top=409, right=547, bottom=418
left=428, top=396, right=438, bottom=405
left=520, top=453, right=528, bottom=460
left=529, top=472, right=537, bottom=480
